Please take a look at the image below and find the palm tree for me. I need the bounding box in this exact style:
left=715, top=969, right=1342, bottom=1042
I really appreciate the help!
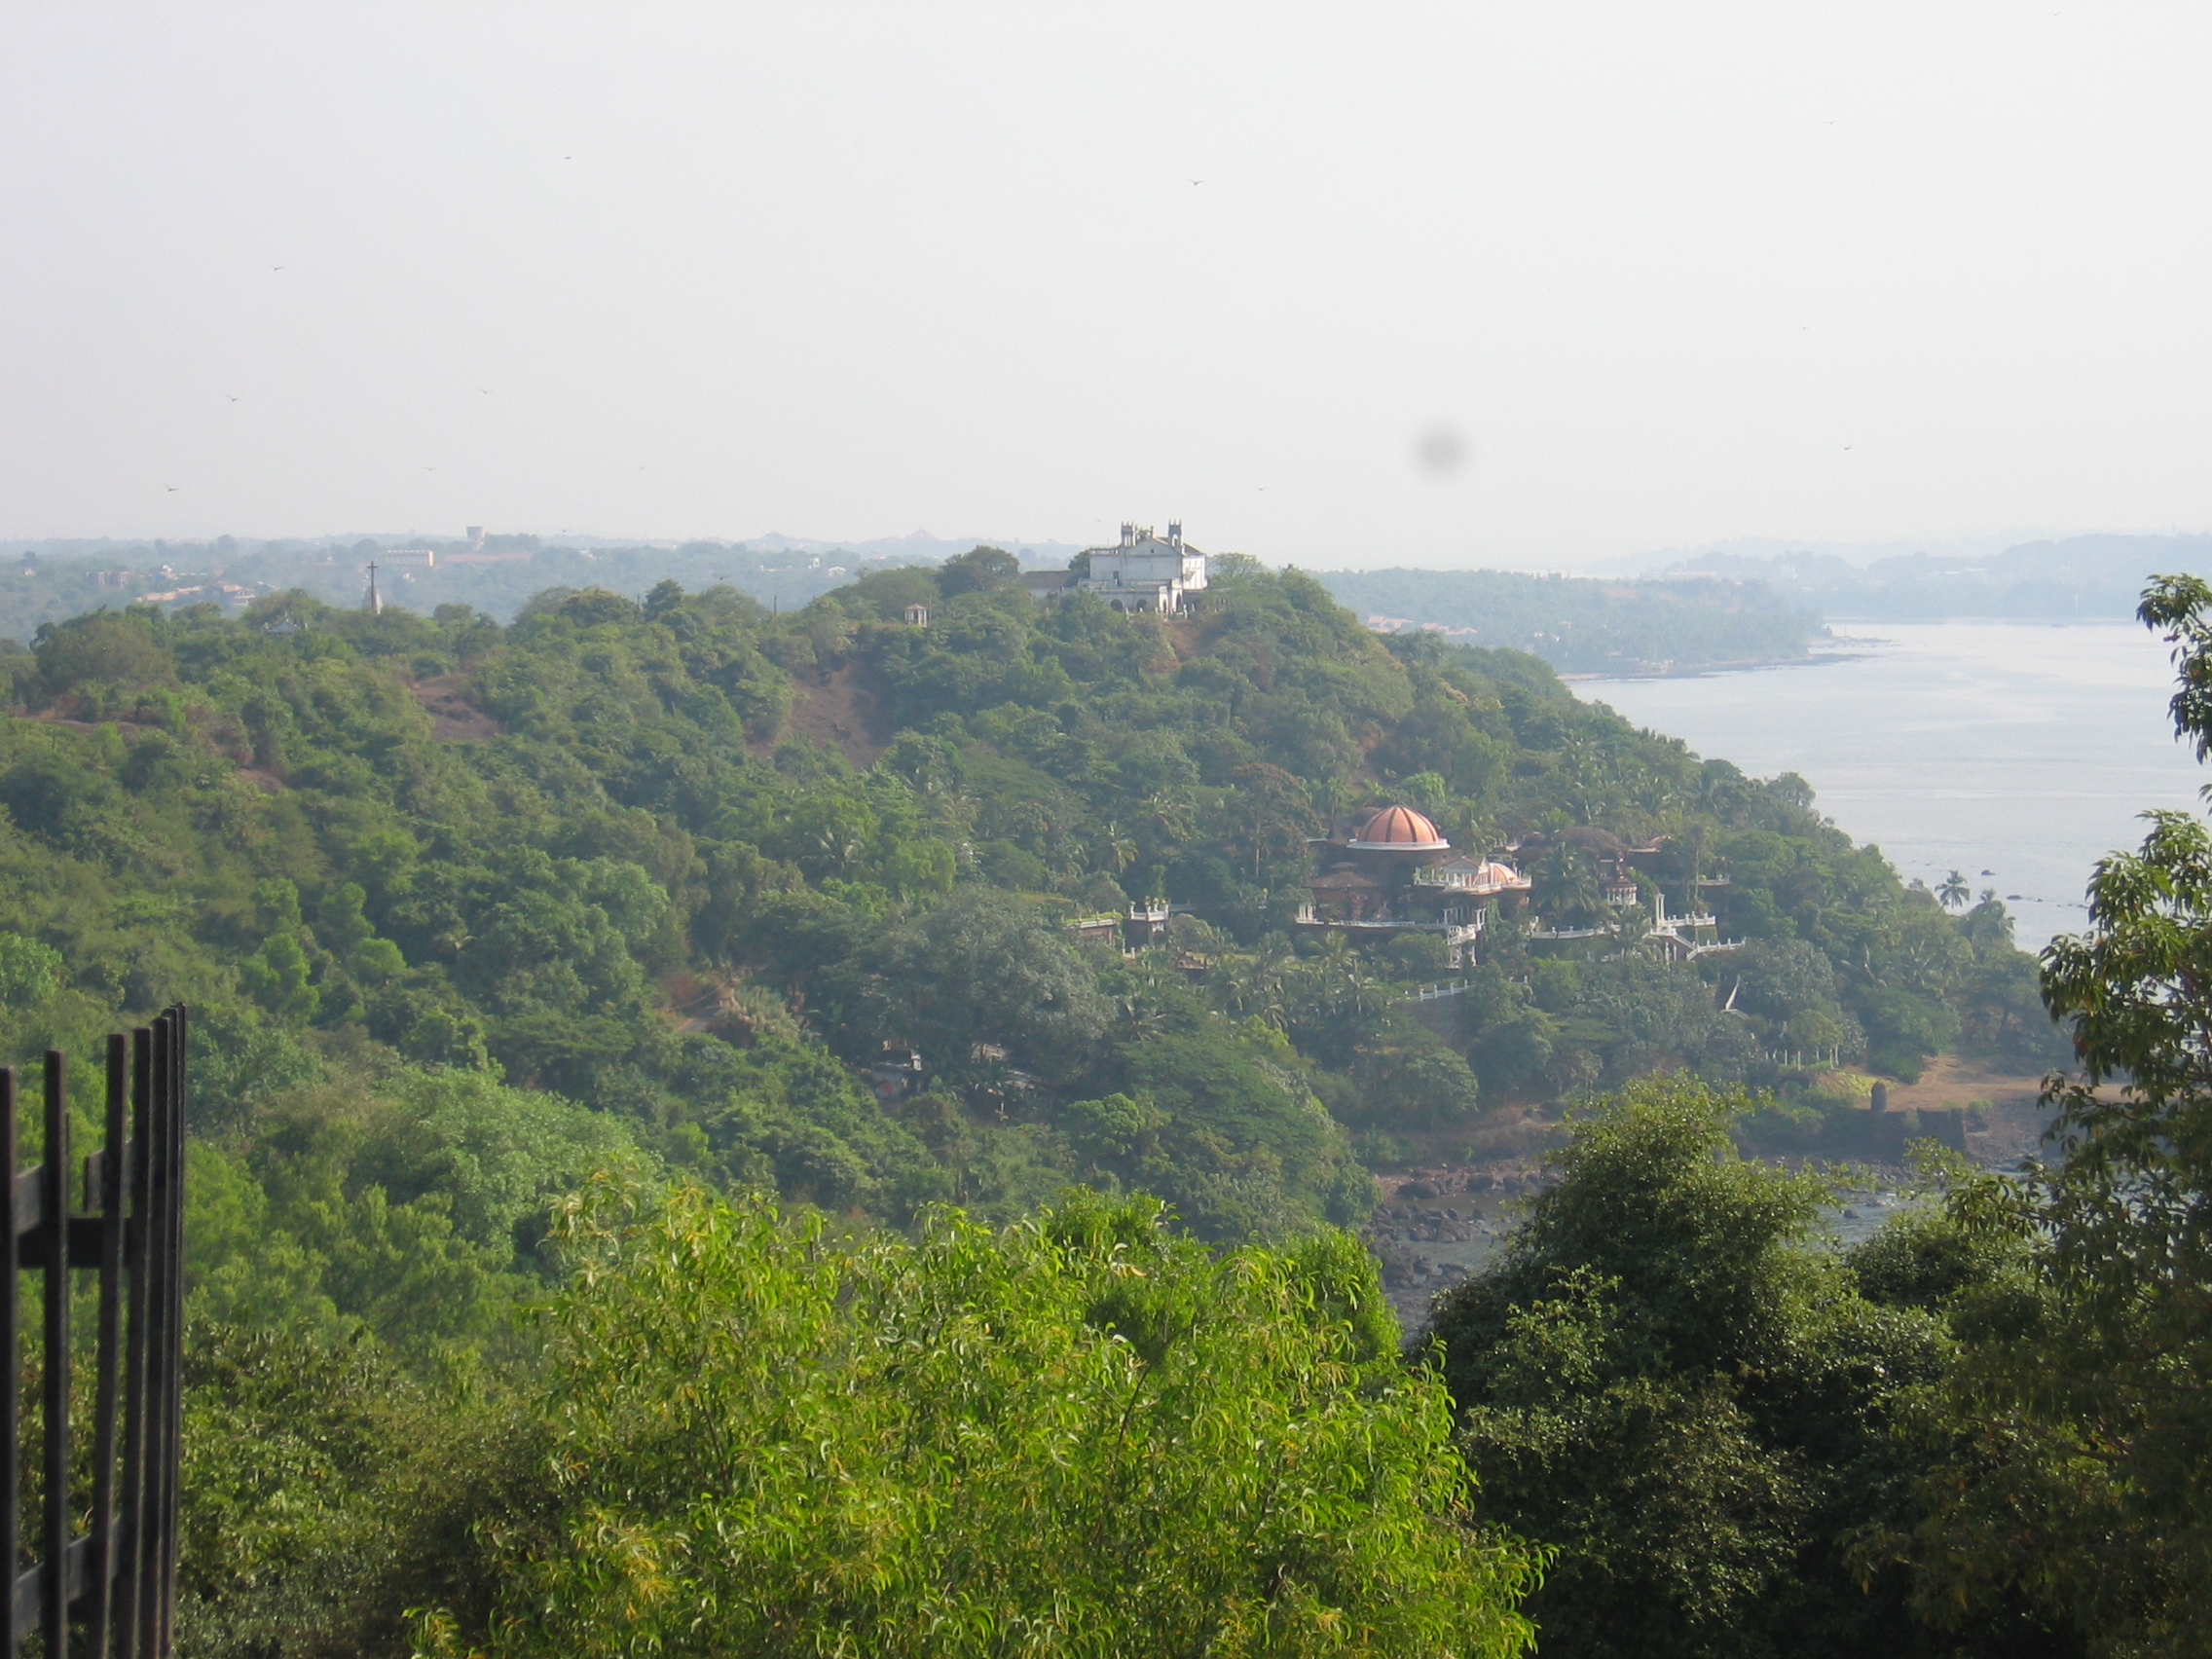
left=1143, top=792, right=1194, bottom=849
left=1937, top=869, right=1971, bottom=910
left=1220, top=950, right=1291, bottom=1031
left=1306, top=775, right=1352, bottom=829
left=813, top=827, right=863, bottom=875
left=1343, top=960, right=1387, bottom=1016
left=1221, top=955, right=1263, bottom=1017
left=1532, top=843, right=1604, bottom=928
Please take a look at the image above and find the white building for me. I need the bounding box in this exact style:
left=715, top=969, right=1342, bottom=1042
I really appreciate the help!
left=1080, top=522, right=1207, bottom=611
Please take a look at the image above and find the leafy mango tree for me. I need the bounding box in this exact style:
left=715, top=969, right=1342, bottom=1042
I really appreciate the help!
left=415, top=1188, right=1544, bottom=1659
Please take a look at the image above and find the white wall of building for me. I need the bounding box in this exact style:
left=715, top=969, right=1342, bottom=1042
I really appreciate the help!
left=1082, top=530, right=1207, bottom=610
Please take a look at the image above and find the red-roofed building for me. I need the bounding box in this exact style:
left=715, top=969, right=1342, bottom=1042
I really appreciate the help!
left=1297, top=805, right=1530, bottom=965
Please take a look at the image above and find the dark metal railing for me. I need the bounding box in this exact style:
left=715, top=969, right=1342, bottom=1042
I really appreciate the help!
left=1, top=1008, right=186, bottom=1659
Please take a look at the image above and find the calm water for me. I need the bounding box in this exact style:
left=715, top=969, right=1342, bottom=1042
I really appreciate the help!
left=1576, top=620, right=2208, bottom=952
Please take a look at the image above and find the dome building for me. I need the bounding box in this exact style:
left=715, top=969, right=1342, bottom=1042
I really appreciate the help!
left=1345, top=805, right=1453, bottom=854
left=1297, top=804, right=1530, bottom=966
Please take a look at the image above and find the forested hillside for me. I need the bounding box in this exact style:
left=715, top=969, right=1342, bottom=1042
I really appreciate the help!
left=0, top=553, right=2069, bottom=1652
left=0, top=554, right=2046, bottom=1235
left=1314, top=567, right=1821, bottom=672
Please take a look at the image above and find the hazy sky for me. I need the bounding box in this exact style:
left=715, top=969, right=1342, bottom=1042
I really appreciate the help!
left=6, top=3, right=2212, bottom=567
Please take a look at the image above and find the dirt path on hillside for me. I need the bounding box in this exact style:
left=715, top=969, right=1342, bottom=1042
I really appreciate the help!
left=411, top=673, right=501, bottom=741
left=783, top=663, right=894, bottom=768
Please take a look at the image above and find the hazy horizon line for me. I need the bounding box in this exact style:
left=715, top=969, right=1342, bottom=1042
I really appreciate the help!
left=10, top=521, right=2212, bottom=576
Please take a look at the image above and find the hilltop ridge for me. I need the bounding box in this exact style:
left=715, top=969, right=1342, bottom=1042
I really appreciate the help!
left=0, top=558, right=2053, bottom=1254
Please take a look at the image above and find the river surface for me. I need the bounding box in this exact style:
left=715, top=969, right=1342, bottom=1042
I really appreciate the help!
left=1575, top=619, right=2208, bottom=952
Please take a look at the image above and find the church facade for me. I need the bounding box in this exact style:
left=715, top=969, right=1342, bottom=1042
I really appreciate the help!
left=1021, top=522, right=1208, bottom=612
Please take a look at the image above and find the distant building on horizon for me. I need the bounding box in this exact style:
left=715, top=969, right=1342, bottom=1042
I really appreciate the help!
left=1021, top=521, right=1208, bottom=612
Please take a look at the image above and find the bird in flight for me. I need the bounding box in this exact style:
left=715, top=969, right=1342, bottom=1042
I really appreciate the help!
left=225, top=393, right=242, bottom=402
left=478, top=387, right=493, bottom=395
left=163, top=484, right=179, bottom=493
left=271, top=265, right=284, bottom=271
left=1189, top=178, right=1204, bottom=186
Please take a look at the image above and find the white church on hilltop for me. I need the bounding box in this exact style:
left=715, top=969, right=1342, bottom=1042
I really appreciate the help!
left=1020, top=522, right=1208, bottom=612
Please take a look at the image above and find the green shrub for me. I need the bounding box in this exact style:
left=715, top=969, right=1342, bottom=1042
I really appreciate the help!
left=421, top=1185, right=1543, bottom=1659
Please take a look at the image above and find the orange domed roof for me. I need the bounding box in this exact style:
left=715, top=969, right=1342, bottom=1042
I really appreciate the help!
left=1347, top=804, right=1451, bottom=851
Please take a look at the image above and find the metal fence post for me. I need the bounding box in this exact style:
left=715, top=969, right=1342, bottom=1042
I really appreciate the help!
left=1, top=1008, right=186, bottom=1659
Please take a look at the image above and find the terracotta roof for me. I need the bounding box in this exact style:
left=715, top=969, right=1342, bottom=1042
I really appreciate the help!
left=1347, top=804, right=1450, bottom=851
left=1309, top=867, right=1385, bottom=889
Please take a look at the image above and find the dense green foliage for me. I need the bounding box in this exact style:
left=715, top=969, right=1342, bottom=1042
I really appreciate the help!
left=411, top=1188, right=1542, bottom=1659
left=1313, top=568, right=1819, bottom=672
left=1431, top=1082, right=2066, bottom=1659
left=1425, top=578, right=2212, bottom=1659
left=0, top=558, right=2043, bottom=1242
left=186, top=1062, right=649, bottom=1352
left=1846, top=573, right=2212, bottom=1654
left=0, top=554, right=2071, bottom=1653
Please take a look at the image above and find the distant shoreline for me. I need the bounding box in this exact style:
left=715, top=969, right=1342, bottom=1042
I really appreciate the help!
left=1564, top=614, right=2151, bottom=682
left=1562, top=647, right=1871, bottom=682
left=1819, top=613, right=2137, bottom=628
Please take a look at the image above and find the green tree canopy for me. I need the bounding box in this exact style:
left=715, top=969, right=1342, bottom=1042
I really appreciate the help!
left=936, top=543, right=1022, bottom=597
left=1430, top=1080, right=2034, bottom=1659
left=417, top=1187, right=1545, bottom=1659
left=1895, top=571, right=2212, bottom=1651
